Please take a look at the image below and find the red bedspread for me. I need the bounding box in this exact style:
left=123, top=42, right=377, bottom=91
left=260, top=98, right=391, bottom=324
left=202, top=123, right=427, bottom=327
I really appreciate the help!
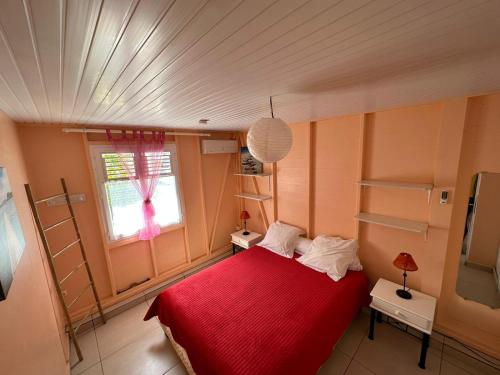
left=144, top=246, right=370, bottom=375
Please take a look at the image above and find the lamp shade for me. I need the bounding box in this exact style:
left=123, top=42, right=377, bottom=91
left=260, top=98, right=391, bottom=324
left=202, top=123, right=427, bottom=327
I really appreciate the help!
left=393, top=252, right=418, bottom=272
left=247, top=117, right=292, bottom=163
left=240, top=210, right=250, bottom=220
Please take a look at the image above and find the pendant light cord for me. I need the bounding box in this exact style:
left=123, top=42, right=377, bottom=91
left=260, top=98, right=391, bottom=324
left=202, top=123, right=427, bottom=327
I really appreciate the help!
left=269, top=96, right=274, bottom=118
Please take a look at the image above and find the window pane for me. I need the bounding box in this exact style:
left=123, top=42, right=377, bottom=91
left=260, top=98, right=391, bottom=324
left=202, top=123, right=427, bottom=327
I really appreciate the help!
left=152, top=176, right=182, bottom=227
left=104, top=180, right=142, bottom=239
left=144, top=151, right=172, bottom=176
left=102, top=152, right=136, bottom=180
left=104, top=176, right=181, bottom=240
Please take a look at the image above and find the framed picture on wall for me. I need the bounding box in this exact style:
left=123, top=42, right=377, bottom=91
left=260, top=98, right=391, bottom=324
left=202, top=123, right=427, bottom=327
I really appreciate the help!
left=240, top=147, right=263, bottom=175
left=0, top=167, right=26, bottom=301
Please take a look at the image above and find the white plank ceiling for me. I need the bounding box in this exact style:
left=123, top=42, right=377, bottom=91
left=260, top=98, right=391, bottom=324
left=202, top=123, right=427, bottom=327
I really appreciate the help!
left=1, top=0, right=500, bottom=130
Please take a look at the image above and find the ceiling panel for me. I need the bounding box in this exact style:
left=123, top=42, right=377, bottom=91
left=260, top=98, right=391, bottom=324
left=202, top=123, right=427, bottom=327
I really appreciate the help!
left=0, top=0, right=499, bottom=130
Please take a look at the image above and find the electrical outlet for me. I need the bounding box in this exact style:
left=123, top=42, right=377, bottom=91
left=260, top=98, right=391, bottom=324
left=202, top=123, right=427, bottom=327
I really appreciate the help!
left=440, top=190, right=449, bottom=204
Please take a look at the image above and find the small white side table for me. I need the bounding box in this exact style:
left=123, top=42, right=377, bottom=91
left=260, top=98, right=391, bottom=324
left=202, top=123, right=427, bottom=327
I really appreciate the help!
left=369, top=278, right=437, bottom=369
left=230, top=230, right=262, bottom=255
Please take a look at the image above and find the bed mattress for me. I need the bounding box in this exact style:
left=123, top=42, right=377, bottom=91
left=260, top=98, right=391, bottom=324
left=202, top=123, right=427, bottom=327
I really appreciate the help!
left=145, top=245, right=370, bottom=375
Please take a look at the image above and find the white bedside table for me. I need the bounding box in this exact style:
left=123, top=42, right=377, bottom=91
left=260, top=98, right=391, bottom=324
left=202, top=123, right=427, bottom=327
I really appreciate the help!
left=230, top=230, right=262, bottom=255
left=369, top=278, right=437, bottom=369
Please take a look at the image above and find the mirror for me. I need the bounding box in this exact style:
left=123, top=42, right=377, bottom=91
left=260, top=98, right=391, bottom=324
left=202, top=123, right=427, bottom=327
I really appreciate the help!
left=457, top=172, right=500, bottom=308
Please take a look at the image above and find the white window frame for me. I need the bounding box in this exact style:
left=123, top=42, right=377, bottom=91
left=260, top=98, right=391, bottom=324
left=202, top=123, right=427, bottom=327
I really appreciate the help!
left=89, top=143, right=183, bottom=243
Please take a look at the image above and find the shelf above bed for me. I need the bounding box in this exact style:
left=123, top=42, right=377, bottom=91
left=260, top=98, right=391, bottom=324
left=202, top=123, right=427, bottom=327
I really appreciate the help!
left=358, top=180, right=433, bottom=203
left=234, top=173, right=272, bottom=177
left=355, top=212, right=428, bottom=239
left=358, top=180, right=433, bottom=191
left=234, top=193, right=272, bottom=201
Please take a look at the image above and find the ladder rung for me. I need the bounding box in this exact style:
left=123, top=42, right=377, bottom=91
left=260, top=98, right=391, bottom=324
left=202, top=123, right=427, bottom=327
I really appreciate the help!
left=66, top=283, right=92, bottom=309
left=59, top=261, right=86, bottom=284
left=35, top=193, right=67, bottom=204
left=73, top=304, right=96, bottom=334
left=43, top=217, right=73, bottom=232
left=52, top=239, right=81, bottom=259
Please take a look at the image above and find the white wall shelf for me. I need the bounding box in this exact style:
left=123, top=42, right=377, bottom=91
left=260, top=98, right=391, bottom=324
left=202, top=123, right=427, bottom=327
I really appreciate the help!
left=234, top=173, right=272, bottom=177
left=358, top=180, right=433, bottom=203
left=234, top=193, right=272, bottom=201
left=355, top=212, right=429, bottom=240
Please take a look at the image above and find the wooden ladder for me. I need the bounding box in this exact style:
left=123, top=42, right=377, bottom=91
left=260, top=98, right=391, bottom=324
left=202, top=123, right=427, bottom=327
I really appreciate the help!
left=25, top=178, right=106, bottom=362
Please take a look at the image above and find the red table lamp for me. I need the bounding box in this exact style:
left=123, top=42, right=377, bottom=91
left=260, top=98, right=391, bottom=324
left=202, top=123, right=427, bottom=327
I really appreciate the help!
left=240, top=210, right=250, bottom=235
left=393, top=252, right=418, bottom=299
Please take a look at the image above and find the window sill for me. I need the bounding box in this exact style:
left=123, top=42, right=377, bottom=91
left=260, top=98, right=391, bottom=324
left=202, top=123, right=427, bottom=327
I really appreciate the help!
left=106, top=223, right=185, bottom=250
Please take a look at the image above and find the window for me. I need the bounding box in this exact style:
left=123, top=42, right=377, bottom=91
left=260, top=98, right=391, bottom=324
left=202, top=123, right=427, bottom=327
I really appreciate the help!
left=90, top=144, right=182, bottom=241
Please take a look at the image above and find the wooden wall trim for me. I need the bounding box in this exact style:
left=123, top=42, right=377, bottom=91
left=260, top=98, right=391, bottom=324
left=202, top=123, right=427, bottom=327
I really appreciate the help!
left=148, top=239, right=159, bottom=277
left=251, top=176, right=269, bottom=230
left=82, top=134, right=118, bottom=296
left=354, top=113, right=367, bottom=239
left=307, top=121, right=316, bottom=237
left=195, top=139, right=210, bottom=254
left=174, top=135, right=192, bottom=264
left=272, top=162, right=278, bottom=222
left=209, top=154, right=232, bottom=253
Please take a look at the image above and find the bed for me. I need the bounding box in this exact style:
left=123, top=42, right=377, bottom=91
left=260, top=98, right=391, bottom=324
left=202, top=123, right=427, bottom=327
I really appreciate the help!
left=144, top=245, right=370, bottom=375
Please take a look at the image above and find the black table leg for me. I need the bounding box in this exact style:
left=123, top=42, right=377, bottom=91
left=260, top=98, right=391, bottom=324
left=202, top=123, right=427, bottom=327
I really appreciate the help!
left=232, top=243, right=236, bottom=255
left=369, top=308, right=376, bottom=340
left=418, top=333, right=430, bottom=369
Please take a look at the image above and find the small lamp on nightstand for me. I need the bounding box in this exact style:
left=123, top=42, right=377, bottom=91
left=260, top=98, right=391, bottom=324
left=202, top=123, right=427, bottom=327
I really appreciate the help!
left=393, top=252, right=418, bottom=300
left=240, top=210, right=250, bottom=235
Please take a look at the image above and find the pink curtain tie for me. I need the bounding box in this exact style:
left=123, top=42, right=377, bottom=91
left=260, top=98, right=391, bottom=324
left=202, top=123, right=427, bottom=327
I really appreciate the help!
left=142, top=199, right=156, bottom=218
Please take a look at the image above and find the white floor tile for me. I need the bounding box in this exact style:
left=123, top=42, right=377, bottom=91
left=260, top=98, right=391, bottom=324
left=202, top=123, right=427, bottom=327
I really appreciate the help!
left=354, top=322, right=441, bottom=374
left=101, top=329, right=179, bottom=375
left=95, top=301, right=158, bottom=359
left=345, top=360, right=375, bottom=375
left=146, top=296, right=156, bottom=307
left=79, top=363, right=103, bottom=375
left=443, top=337, right=500, bottom=367
left=317, top=348, right=351, bottom=375
left=70, top=329, right=100, bottom=375
left=441, top=360, right=473, bottom=375
left=163, top=363, right=188, bottom=375
left=442, top=344, right=500, bottom=375
left=336, top=312, right=369, bottom=357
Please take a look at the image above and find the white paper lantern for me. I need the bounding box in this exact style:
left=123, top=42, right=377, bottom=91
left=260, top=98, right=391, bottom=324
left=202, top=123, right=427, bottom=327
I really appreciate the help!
left=247, top=118, right=292, bottom=163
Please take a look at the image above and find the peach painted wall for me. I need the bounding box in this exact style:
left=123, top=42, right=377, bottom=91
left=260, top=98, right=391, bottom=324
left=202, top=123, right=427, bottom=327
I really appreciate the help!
left=256, top=95, right=500, bottom=357
left=437, top=93, right=500, bottom=357
left=276, top=122, right=310, bottom=234
left=360, top=104, right=443, bottom=297
left=314, top=116, right=362, bottom=239
left=0, top=113, right=68, bottom=374
left=17, top=127, right=114, bottom=311
left=17, top=125, right=239, bottom=317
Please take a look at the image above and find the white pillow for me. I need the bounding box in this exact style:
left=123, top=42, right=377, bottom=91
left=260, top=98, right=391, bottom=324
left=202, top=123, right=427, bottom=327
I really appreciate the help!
left=297, top=235, right=360, bottom=281
left=310, top=235, right=363, bottom=271
left=349, top=255, right=363, bottom=271
left=258, top=221, right=304, bottom=258
left=295, top=237, right=313, bottom=255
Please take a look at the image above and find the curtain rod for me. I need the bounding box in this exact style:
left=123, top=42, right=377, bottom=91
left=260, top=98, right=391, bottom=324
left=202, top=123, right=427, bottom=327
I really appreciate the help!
left=62, top=128, right=211, bottom=137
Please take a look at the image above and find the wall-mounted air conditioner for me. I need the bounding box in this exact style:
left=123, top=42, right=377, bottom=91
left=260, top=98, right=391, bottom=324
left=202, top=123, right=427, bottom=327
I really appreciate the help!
left=201, top=139, right=238, bottom=154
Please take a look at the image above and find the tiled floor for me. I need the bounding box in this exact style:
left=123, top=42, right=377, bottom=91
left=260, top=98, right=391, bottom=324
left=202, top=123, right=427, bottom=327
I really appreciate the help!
left=71, top=296, right=500, bottom=375
left=456, top=255, right=500, bottom=308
